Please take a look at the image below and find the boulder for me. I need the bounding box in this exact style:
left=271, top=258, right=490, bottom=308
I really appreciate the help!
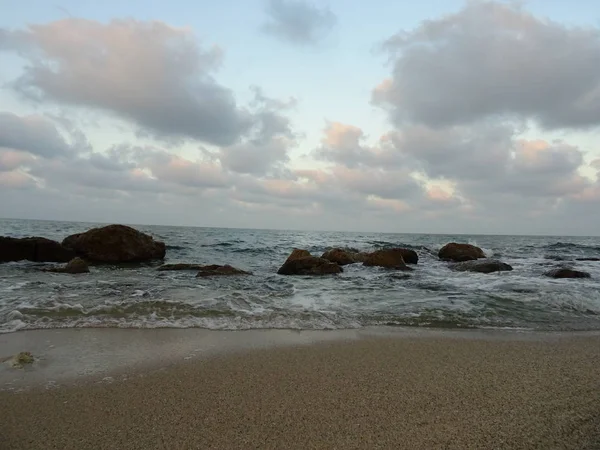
left=62, top=225, right=166, bottom=263
left=544, top=268, right=591, bottom=279
left=278, top=256, right=342, bottom=276
left=195, top=265, right=251, bottom=277
left=363, top=249, right=412, bottom=270
left=396, top=248, right=418, bottom=264
left=321, top=248, right=360, bottom=265
left=0, top=236, right=74, bottom=263
left=158, top=263, right=204, bottom=271
left=284, top=249, right=311, bottom=264
left=452, top=259, right=513, bottom=274
left=45, top=257, right=90, bottom=274
left=438, top=243, right=485, bottom=262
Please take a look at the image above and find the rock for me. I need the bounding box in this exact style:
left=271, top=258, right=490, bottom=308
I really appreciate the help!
left=353, top=252, right=370, bottom=263
left=195, top=265, right=251, bottom=277
left=396, top=248, right=418, bottom=264
left=363, top=249, right=412, bottom=270
left=576, top=258, right=600, bottom=262
left=62, top=225, right=166, bottom=263
left=452, top=259, right=513, bottom=274
left=544, top=268, right=591, bottom=279
left=321, top=248, right=360, bottom=265
left=438, top=243, right=485, bottom=262
left=158, top=263, right=204, bottom=271
left=277, top=256, right=342, bottom=276
left=0, top=236, right=75, bottom=263
left=11, top=351, right=34, bottom=368
left=45, top=257, right=90, bottom=274
left=284, top=249, right=312, bottom=264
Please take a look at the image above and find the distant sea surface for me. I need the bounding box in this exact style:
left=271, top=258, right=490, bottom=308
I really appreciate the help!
left=1, top=218, right=600, bottom=333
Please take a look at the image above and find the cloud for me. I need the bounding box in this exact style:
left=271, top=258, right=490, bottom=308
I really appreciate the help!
left=220, top=89, right=299, bottom=175
left=0, top=19, right=254, bottom=146
left=262, top=0, right=336, bottom=45
left=0, top=112, right=75, bottom=158
left=375, top=1, right=600, bottom=130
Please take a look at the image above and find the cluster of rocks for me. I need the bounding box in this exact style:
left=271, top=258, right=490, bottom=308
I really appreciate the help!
left=0, top=225, right=594, bottom=279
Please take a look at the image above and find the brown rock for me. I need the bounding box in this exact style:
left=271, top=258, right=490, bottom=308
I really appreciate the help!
left=284, top=249, right=312, bottom=264
left=45, top=257, right=90, bottom=274
left=277, top=256, right=342, bottom=276
left=452, top=259, right=513, bottom=274
left=544, top=268, right=591, bottom=279
left=0, top=236, right=74, bottom=263
left=195, top=265, right=251, bottom=277
left=438, top=243, right=485, bottom=262
left=321, top=248, right=359, bottom=266
left=396, top=248, right=418, bottom=264
left=62, top=225, right=166, bottom=263
left=363, top=249, right=412, bottom=270
left=158, top=263, right=204, bottom=271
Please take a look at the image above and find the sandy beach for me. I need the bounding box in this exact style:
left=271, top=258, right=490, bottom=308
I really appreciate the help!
left=2, top=329, right=600, bottom=449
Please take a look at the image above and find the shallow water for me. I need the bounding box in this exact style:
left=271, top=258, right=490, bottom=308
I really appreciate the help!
left=1, top=218, right=600, bottom=333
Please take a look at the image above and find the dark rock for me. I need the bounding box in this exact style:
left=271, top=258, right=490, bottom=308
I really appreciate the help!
left=439, top=243, right=485, bottom=262
left=576, top=258, right=600, bottom=262
left=396, top=248, right=418, bottom=264
left=544, top=268, right=591, bottom=279
left=321, top=248, right=361, bottom=265
left=452, top=259, right=513, bottom=274
left=62, top=225, right=166, bottom=263
left=0, top=236, right=74, bottom=263
left=158, top=263, right=204, bottom=271
left=195, top=265, right=251, bottom=277
left=284, top=249, right=311, bottom=264
left=278, top=256, right=342, bottom=276
left=363, top=249, right=412, bottom=270
left=45, top=257, right=90, bottom=274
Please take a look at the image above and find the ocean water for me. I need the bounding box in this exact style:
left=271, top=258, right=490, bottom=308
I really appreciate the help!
left=1, top=218, right=600, bottom=333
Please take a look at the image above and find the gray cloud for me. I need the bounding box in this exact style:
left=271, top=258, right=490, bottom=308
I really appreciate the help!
left=0, top=19, right=254, bottom=146
left=0, top=112, right=74, bottom=158
left=375, top=1, right=600, bottom=130
left=262, top=0, right=336, bottom=45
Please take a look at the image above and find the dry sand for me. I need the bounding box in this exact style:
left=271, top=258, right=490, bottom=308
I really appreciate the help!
left=2, top=333, right=600, bottom=450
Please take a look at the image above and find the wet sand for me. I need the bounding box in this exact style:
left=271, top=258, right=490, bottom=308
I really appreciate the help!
left=2, top=330, right=600, bottom=449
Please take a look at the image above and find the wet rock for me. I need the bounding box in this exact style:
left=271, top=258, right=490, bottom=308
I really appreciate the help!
left=321, top=248, right=362, bottom=265
left=10, top=351, right=34, bottom=369
left=544, top=268, right=591, bottom=279
left=439, top=243, right=485, bottom=262
left=62, top=224, right=166, bottom=263
left=576, top=258, right=600, bottom=262
left=195, top=265, right=251, bottom=277
left=363, top=249, right=412, bottom=270
left=452, top=259, right=513, bottom=274
left=278, top=256, right=342, bottom=276
left=158, top=263, right=204, bottom=271
left=396, top=248, right=418, bottom=264
left=0, top=236, right=75, bottom=263
left=284, top=249, right=311, bottom=264
left=45, top=257, right=90, bottom=274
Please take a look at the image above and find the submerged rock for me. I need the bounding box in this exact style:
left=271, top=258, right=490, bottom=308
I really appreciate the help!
left=45, top=257, right=90, bottom=274
left=576, top=257, right=600, bottom=262
left=9, top=351, right=34, bottom=369
left=321, top=248, right=362, bottom=265
left=452, top=259, right=513, bottom=274
left=0, top=236, right=75, bottom=263
left=62, top=224, right=166, bottom=263
left=544, top=268, right=591, bottom=279
left=158, top=263, right=204, bottom=271
left=363, top=249, right=413, bottom=270
left=195, top=265, right=251, bottom=277
left=439, top=243, right=485, bottom=262
left=278, top=255, right=342, bottom=276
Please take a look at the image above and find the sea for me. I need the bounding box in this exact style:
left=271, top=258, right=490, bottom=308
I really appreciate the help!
left=1, top=218, right=600, bottom=334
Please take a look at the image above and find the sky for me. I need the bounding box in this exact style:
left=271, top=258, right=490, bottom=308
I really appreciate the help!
left=1, top=0, right=600, bottom=235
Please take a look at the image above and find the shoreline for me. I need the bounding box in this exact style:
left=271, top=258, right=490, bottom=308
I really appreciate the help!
left=1, top=328, right=599, bottom=449
left=2, top=326, right=600, bottom=390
